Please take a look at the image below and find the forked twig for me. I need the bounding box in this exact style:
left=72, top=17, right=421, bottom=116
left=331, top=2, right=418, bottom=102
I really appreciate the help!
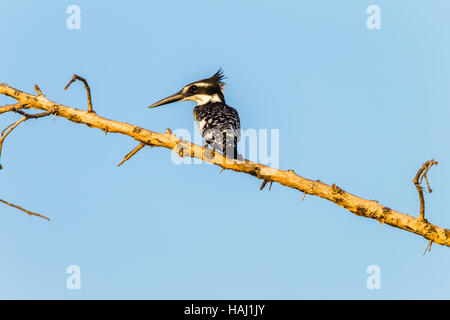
left=1, top=122, right=16, bottom=136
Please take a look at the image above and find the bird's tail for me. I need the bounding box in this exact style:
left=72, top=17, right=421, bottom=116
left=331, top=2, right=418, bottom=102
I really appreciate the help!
left=224, top=143, right=243, bottom=161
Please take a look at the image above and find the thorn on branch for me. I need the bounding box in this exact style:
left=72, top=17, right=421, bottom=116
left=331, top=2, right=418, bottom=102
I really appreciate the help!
left=413, top=159, right=438, bottom=221
left=117, top=142, right=146, bottom=167
left=0, top=198, right=49, bottom=221
left=64, top=74, right=94, bottom=113
left=380, top=207, right=391, bottom=225
left=259, top=180, right=274, bottom=191
left=34, top=84, right=44, bottom=96
left=423, top=240, right=433, bottom=256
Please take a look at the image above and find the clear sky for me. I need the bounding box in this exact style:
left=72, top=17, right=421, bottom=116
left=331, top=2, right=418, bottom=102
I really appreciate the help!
left=1, top=0, right=449, bottom=299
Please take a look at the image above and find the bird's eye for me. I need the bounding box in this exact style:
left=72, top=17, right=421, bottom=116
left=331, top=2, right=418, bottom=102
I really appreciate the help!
left=189, top=85, right=197, bottom=93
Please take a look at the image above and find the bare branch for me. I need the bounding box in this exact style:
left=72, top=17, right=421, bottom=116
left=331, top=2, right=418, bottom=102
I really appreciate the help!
left=0, top=198, right=49, bottom=221
left=64, top=74, right=94, bottom=112
left=0, top=82, right=449, bottom=248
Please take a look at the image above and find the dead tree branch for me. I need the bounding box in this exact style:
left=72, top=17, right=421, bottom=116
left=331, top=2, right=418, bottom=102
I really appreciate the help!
left=0, top=198, right=50, bottom=221
left=0, top=82, right=449, bottom=247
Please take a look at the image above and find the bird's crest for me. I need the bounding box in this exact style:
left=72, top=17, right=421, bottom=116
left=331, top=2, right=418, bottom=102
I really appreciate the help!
left=206, top=68, right=226, bottom=90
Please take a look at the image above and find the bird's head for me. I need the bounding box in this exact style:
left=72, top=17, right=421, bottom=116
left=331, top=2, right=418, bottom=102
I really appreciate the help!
left=148, top=69, right=226, bottom=108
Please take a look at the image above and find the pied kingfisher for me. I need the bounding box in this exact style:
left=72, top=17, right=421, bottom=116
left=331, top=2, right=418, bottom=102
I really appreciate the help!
left=148, top=69, right=241, bottom=160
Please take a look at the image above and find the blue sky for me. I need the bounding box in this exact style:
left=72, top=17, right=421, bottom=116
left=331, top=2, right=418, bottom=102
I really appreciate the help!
left=1, top=0, right=449, bottom=299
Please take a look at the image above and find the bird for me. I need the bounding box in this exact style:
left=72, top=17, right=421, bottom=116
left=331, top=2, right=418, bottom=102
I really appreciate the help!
left=148, top=69, right=241, bottom=160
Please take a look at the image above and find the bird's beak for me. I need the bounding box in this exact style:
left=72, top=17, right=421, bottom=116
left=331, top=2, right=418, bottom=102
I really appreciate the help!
left=148, top=91, right=186, bottom=108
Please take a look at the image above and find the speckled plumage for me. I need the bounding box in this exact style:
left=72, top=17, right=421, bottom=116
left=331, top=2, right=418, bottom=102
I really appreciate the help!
left=194, top=102, right=241, bottom=159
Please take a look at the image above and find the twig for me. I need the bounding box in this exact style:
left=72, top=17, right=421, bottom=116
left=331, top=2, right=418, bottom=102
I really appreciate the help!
left=0, top=198, right=49, bottom=221
left=11, top=108, right=54, bottom=119
left=64, top=74, right=94, bottom=112
left=0, top=109, right=53, bottom=168
left=1, top=82, right=450, bottom=247
left=0, top=104, right=20, bottom=115
left=260, top=180, right=274, bottom=191
left=117, top=142, right=146, bottom=167
left=0, top=117, right=27, bottom=167
left=413, top=159, right=438, bottom=221
left=423, top=240, right=433, bottom=256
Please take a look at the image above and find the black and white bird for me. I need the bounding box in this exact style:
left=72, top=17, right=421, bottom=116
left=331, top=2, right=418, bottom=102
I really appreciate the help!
left=148, top=69, right=241, bottom=160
